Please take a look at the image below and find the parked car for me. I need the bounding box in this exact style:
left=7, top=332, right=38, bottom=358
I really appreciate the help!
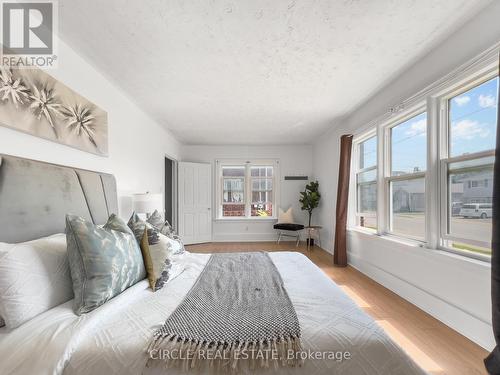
left=459, top=203, right=492, bottom=219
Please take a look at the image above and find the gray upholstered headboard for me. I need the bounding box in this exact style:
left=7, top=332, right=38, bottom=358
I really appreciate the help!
left=0, top=154, right=118, bottom=243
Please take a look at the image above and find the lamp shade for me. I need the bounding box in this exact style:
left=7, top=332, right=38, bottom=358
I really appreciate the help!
left=132, top=193, right=163, bottom=215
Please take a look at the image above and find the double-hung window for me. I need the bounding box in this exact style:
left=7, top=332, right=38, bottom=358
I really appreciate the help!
left=355, top=135, right=377, bottom=230
left=387, top=111, right=427, bottom=240
left=218, top=160, right=278, bottom=219
left=440, top=75, right=499, bottom=256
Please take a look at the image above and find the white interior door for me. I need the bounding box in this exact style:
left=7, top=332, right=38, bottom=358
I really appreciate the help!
left=178, top=162, right=212, bottom=244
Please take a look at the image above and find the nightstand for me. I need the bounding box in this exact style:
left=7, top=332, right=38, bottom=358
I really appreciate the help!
left=305, top=225, right=322, bottom=250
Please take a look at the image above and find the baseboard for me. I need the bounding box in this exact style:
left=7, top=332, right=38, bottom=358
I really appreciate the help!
left=348, top=252, right=495, bottom=351
left=212, top=232, right=283, bottom=242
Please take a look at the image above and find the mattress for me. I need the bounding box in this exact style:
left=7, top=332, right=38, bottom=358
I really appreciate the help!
left=0, top=252, right=426, bottom=375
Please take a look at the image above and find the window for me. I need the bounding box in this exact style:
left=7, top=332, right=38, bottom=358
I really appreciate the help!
left=218, top=161, right=278, bottom=219
left=349, top=52, right=498, bottom=261
left=222, top=166, right=246, bottom=217
left=388, top=112, right=427, bottom=240
left=441, top=76, right=498, bottom=256
left=355, top=135, right=377, bottom=230
left=250, top=166, right=274, bottom=217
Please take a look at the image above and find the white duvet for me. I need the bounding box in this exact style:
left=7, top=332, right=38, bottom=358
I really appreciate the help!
left=0, top=252, right=426, bottom=375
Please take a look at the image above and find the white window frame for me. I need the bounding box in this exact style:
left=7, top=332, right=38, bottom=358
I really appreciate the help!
left=437, top=69, right=498, bottom=260
left=216, top=159, right=280, bottom=220
left=352, top=130, right=377, bottom=232
left=383, top=106, right=427, bottom=242
left=348, top=43, right=499, bottom=262
left=221, top=164, right=247, bottom=216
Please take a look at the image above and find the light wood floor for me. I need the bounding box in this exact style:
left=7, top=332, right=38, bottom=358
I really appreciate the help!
left=186, top=241, right=489, bottom=375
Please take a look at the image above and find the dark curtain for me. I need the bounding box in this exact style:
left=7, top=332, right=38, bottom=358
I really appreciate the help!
left=333, top=134, right=353, bottom=267
left=485, top=55, right=500, bottom=374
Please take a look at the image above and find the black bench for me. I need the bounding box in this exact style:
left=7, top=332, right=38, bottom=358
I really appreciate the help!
left=273, top=223, right=305, bottom=246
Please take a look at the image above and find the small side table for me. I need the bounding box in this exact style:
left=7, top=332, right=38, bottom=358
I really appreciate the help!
left=305, top=225, right=322, bottom=251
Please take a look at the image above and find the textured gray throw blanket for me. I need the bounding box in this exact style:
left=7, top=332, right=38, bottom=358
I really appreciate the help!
left=147, top=252, right=302, bottom=371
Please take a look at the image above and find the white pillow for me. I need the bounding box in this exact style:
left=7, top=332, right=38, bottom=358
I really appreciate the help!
left=0, top=234, right=74, bottom=329
left=278, top=207, right=294, bottom=224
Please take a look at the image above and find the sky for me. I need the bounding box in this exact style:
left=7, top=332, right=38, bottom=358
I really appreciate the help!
left=360, top=76, right=498, bottom=174
left=391, top=112, right=427, bottom=174
left=449, top=77, right=498, bottom=157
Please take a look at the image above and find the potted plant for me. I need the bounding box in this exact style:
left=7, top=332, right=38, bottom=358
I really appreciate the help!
left=299, top=181, right=321, bottom=227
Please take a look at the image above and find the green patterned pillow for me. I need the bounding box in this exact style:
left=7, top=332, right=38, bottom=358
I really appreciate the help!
left=65, top=214, right=146, bottom=315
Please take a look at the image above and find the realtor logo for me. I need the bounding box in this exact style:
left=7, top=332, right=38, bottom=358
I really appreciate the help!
left=1, top=1, right=58, bottom=68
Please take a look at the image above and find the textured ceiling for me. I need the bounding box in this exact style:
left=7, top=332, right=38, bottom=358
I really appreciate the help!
left=58, top=0, right=490, bottom=145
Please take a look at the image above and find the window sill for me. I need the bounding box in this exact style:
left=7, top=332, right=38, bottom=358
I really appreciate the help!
left=436, top=247, right=491, bottom=266
left=347, top=227, right=491, bottom=266
left=215, top=217, right=278, bottom=222
left=347, top=226, right=378, bottom=237
left=349, top=227, right=426, bottom=247
left=380, top=232, right=425, bottom=248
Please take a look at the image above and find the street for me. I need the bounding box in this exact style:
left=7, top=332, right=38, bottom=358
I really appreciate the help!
left=393, top=213, right=491, bottom=245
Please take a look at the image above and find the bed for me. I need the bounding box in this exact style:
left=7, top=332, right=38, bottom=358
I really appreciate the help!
left=0, top=154, right=426, bottom=375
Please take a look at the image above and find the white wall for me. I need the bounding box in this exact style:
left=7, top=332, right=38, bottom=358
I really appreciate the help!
left=0, top=37, right=182, bottom=219
left=312, top=1, right=500, bottom=350
left=182, top=145, right=313, bottom=241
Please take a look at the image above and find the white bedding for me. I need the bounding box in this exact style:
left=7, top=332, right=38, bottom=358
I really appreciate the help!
left=0, top=252, right=425, bottom=375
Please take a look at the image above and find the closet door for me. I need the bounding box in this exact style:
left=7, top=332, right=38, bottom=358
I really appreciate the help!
left=178, top=162, right=212, bottom=244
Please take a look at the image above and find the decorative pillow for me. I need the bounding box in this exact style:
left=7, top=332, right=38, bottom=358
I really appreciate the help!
left=147, top=210, right=185, bottom=254
left=0, top=234, right=73, bottom=329
left=128, top=213, right=184, bottom=291
left=66, top=214, right=146, bottom=315
left=163, top=234, right=184, bottom=254
left=128, top=212, right=160, bottom=245
left=147, top=233, right=185, bottom=291
left=278, top=207, right=294, bottom=224
left=147, top=210, right=175, bottom=237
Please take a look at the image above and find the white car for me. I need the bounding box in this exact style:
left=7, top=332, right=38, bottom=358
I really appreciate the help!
left=459, top=203, right=492, bottom=219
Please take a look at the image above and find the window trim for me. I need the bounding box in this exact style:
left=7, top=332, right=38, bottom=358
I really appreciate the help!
left=216, top=159, right=280, bottom=220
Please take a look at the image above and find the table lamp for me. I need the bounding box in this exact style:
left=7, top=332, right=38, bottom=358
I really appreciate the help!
left=132, top=192, right=163, bottom=218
